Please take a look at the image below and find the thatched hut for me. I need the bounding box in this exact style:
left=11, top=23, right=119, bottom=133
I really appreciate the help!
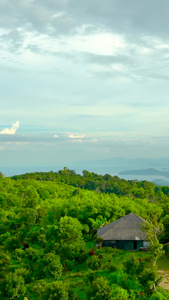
left=97, top=212, right=148, bottom=250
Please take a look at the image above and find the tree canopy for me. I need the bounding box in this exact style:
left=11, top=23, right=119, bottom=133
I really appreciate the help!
left=0, top=170, right=168, bottom=299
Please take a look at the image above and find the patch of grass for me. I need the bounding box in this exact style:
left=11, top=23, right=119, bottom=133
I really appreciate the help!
left=56, top=248, right=169, bottom=299
left=157, top=254, right=169, bottom=271
left=96, top=247, right=153, bottom=269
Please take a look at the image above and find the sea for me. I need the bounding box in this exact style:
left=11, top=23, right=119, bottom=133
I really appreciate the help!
left=1, top=165, right=169, bottom=186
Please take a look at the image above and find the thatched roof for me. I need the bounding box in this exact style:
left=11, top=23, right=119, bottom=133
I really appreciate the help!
left=97, top=212, right=147, bottom=241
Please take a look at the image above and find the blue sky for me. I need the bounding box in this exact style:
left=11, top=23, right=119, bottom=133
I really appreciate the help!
left=1, top=0, right=169, bottom=169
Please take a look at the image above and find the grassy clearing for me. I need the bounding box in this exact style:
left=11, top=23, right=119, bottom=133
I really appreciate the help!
left=62, top=247, right=169, bottom=286
left=59, top=247, right=154, bottom=298
left=26, top=248, right=169, bottom=299
left=157, top=254, right=169, bottom=271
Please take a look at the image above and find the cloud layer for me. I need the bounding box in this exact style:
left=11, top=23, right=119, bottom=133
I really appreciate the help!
left=0, top=1, right=169, bottom=167
left=0, top=121, right=20, bottom=135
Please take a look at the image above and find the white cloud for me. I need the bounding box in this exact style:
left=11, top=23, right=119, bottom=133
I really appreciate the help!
left=69, top=133, right=85, bottom=139
left=71, top=139, right=83, bottom=143
left=5, top=142, right=29, bottom=146
left=0, top=28, right=11, bottom=36
left=53, top=134, right=59, bottom=138
left=67, top=32, right=126, bottom=56
left=0, top=121, right=20, bottom=135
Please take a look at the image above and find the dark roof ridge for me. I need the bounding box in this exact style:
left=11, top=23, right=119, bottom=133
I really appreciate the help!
left=101, top=213, right=144, bottom=238
left=101, top=216, right=125, bottom=238
left=97, top=212, right=147, bottom=239
left=115, top=212, right=146, bottom=229
left=101, top=214, right=132, bottom=238
left=128, top=212, right=147, bottom=223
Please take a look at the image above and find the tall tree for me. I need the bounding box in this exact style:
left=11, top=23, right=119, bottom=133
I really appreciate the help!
left=143, top=220, right=164, bottom=267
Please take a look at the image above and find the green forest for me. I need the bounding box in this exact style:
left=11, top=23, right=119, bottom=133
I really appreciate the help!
left=0, top=169, right=169, bottom=299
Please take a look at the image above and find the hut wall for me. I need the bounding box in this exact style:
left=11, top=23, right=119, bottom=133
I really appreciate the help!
left=102, top=240, right=116, bottom=247
left=102, top=240, right=144, bottom=250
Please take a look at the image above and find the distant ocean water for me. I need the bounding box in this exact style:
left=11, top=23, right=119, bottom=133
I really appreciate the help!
left=2, top=165, right=169, bottom=186
left=1, top=166, right=62, bottom=177
left=118, top=174, right=169, bottom=184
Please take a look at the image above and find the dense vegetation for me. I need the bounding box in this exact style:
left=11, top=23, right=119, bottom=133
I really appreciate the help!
left=0, top=169, right=169, bottom=299
left=12, top=168, right=169, bottom=199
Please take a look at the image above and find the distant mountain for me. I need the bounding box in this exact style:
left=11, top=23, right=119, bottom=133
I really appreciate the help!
left=118, top=168, right=169, bottom=178
left=69, top=157, right=169, bottom=176
left=2, top=157, right=169, bottom=178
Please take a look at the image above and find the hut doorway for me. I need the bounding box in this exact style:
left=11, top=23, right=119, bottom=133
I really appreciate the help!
left=134, top=241, right=137, bottom=250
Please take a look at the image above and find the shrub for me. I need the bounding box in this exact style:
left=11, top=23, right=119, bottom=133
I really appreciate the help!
left=164, top=245, right=169, bottom=255
left=156, top=287, right=169, bottom=300
left=95, top=237, right=104, bottom=244
left=86, top=255, right=103, bottom=270
left=4, top=236, right=20, bottom=252
left=103, top=261, right=117, bottom=272
left=86, top=271, right=98, bottom=284
left=42, top=252, right=63, bottom=278
left=111, top=285, right=129, bottom=300
left=109, top=263, right=117, bottom=272
left=32, top=280, right=69, bottom=300
left=149, top=291, right=167, bottom=300
left=88, top=276, right=112, bottom=300
left=75, top=248, right=88, bottom=263
left=46, top=280, right=69, bottom=300
left=104, top=247, right=120, bottom=255
left=124, top=255, right=144, bottom=276
left=89, top=248, right=95, bottom=256
left=14, top=248, right=25, bottom=261
left=139, top=268, right=162, bottom=293
left=3, top=269, right=27, bottom=299
left=110, top=270, right=127, bottom=286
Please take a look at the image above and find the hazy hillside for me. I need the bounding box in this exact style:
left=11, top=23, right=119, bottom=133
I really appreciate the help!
left=0, top=171, right=169, bottom=299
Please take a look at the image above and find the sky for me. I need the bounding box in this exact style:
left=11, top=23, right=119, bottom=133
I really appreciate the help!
left=1, top=0, right=169, bottom=171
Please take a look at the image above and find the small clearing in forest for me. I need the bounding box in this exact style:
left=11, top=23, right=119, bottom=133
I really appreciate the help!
left=158, top=270, right=169, bottom=291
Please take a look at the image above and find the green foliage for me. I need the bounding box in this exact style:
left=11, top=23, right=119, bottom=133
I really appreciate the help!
left=0, top=170, right=168, bottom=299
left=14, top=248, right=25, bottom=262
left=4, top=236, right=21, bottom=251
left=95, top=237, right=104, bottom=244
left=124, top=254, right=144, bottom=275
left=110, top=269, right=142, bottom=293
left=156, top=287, right=169, bottom=300
left=24, top=247, right=40, bottom=269
left=139, top=268, right=162, bottom=293
left=103, top=247, right=120, bottom=255
left=56, top=216, right=86, bottom=261
left=3, top=268, right=27, bottom=299
left=0, top=247, right=10, bottom=278
left=86, top=271, right=98, bottom=283
left=11, top=168, right=160, bottom=200
left=32, top=279, right=69, bottom=300
left=45, top=280, right=69, bottom=300
left=148, top=241, right=164, bottom=266
left=143, top=221, right=165, bottom=266
left=89, top=276, right=112, bottom=300
left=41, top=252, right=63, bottom=278
left=86, top=255, right=103, bottom=270
left=161, top=215, right=169, bottom=244
left=22, top=186, right=40, bottom=208
left=149, top=291, right=168, bottom=300
left=111, top=285, right=129, bottom=299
